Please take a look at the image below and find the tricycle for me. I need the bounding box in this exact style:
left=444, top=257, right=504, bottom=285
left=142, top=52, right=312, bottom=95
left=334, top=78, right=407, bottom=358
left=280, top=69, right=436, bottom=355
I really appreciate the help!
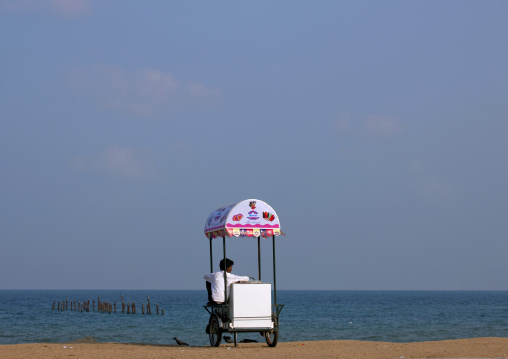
left=203, top=199, right=284, bottom=347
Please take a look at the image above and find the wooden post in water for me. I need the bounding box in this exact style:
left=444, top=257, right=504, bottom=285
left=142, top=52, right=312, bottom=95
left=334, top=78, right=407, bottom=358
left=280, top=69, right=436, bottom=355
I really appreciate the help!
left=147, top=296, right=151, bottom=315
left=156, top=303, right=159, bottom=315
left=142, top=303, right=145, bottom=314
left=52, top=301, right=55, bottom=310
left=162, top=309, right=164, bottom=315
left=114, top=302, right=116, bottom=313
left=127, top=302, right=130, bottom=314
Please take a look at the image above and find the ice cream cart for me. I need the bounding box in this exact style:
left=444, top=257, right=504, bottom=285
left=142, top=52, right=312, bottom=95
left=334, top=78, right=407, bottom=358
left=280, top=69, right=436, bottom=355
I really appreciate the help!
left=203, top=199, right=284, bottom=347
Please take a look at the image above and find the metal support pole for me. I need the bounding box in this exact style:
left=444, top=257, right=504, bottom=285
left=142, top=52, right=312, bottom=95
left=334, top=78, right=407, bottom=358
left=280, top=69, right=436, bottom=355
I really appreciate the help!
left=272, top=235, right=277, bottom=306
left=257, top=236, right=261, bottom=281
left=209, top=237, right=213, bottom=273
left=223, top=236, right=227, bottom=303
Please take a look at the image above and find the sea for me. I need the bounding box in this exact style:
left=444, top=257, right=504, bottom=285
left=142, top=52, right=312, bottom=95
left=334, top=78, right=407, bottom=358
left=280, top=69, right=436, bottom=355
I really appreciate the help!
left=0, top=290, right=507, bottom=346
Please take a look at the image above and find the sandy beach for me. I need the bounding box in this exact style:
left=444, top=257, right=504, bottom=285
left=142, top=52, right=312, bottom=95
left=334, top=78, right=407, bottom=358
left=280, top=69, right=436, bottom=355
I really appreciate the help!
left=1, top=337, right=507, bottom=359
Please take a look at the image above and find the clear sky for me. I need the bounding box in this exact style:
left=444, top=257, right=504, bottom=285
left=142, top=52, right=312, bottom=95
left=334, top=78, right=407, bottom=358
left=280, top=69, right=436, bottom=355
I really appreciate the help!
left=1, top=0, right=507, bottom=290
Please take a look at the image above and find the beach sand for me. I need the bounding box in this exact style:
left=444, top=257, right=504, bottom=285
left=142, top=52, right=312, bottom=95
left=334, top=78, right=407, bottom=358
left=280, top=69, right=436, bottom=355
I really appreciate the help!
left=1, top=337, right=507, bottom=359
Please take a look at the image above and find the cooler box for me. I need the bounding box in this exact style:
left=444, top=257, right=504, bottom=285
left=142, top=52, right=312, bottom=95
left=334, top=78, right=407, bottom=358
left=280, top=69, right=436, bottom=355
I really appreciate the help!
left=230, top=283, right=273, bottom=329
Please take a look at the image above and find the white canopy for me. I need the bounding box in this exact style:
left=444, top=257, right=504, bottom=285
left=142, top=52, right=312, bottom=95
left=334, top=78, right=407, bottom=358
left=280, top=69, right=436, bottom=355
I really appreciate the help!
left=204, top=199, right=283, bottom=239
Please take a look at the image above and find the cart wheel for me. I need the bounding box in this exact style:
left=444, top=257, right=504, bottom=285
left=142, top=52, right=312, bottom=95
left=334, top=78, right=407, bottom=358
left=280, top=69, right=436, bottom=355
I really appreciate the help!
left=208, top=315, right=222, bottom=347
left=265, top=330, right=278, bottom=347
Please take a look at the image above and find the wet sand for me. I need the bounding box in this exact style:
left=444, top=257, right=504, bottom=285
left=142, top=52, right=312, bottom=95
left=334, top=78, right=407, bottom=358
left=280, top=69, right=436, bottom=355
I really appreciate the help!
left=1, top=337, right=507, bottom=359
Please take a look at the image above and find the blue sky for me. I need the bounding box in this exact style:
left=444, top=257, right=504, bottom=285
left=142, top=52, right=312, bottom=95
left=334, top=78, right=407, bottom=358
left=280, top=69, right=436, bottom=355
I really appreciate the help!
left=1, top=0, right=507, bottom=290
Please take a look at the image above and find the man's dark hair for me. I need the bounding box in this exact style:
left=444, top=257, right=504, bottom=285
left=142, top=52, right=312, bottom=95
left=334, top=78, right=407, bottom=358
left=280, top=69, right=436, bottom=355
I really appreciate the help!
left=219, top=258, right=234, bottom=270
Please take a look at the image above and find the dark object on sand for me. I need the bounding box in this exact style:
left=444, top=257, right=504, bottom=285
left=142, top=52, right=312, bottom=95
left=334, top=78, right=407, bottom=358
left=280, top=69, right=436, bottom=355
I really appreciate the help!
left=173, top=337, right=189, bottom=346
left=223, top=335, right=233, bottom=343
left=240, top=338, right=258, bottom=343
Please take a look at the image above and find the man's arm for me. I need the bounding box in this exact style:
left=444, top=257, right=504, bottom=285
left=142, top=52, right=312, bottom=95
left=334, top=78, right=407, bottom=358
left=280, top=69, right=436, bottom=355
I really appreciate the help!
left=227, top=273, right=250, bottom=282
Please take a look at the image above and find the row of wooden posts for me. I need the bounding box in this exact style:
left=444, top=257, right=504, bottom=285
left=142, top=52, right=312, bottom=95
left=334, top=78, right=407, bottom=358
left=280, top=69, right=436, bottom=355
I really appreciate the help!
left=52, top=295, right=164, bottom=315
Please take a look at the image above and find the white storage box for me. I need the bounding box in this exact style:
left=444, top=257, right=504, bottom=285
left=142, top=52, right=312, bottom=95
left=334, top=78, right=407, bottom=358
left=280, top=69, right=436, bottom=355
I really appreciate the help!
left=230, top=283, right=273, bottom=329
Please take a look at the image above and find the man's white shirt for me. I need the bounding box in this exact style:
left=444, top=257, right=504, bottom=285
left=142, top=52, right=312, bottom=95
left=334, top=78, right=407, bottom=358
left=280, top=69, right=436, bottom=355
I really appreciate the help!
left=204, top=271, right=250, bottom=303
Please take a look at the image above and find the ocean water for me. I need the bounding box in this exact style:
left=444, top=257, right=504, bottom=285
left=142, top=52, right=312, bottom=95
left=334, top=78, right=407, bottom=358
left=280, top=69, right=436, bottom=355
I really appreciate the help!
left=0, top=290, right=507, bottom=346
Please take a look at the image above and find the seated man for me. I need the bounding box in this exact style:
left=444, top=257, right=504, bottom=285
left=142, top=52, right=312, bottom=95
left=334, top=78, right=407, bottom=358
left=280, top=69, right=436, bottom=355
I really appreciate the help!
left=204, top=258, right=250, bottom=304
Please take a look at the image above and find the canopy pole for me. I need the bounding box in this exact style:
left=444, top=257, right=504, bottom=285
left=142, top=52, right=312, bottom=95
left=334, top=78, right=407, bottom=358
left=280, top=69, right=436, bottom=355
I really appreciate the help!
left=209, top=236, right=213, bottom=272
left=272, top=235, right=277, bottom=306
left=223, top=235, right=227, bottom=304
left=257, top=236, right=261, bottom=281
